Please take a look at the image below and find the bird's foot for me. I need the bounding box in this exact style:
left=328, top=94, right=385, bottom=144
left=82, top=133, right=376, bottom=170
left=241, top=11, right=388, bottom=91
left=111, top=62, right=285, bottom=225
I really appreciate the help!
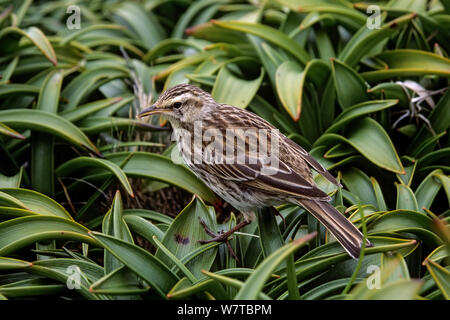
left=198, top=219, right=250, bottom=262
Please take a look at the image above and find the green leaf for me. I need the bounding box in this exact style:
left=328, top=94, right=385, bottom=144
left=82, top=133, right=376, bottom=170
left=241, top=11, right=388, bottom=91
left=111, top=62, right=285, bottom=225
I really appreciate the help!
left=339, top=13, right=415, bottom=66
left=423, top=245, right=449, bottom=265
left=370, top=177, right=388, bottom=212
left=89, top=265, right=149, bottom=295
left=172, top=0, right=228, bottom=38
left=155, top=197, right=217, bottom=279
left=212, top=65, right=264, bottom=109
left=397, top=157, right=417, bottom=186
left=124, top=215, right=165, bottom=245
left=408, top=89, right=450, bottom=155
left=435, top=173, right=450, bottom=208
left=286, top=249, right=301, bottom=300
left=415, top=169, right=443, bottom=213
left=0, top=169, right=23, bottom=188
left=274, top=0, right=366, bottom=29
left=29, top=258, right=104, bottom=300
left=248, top=36, right=287, bottom=88
left=0, top=257, right=32, bottom=270
left=381, top=252, right=410, bottom=283
left=60, top=24, right=126, bottom=45
left=0, top=84, right=39, bottom=98
left=31, top=70, right=63, bottom=197
left=88, top=232, right=178, bottom=298
left=61, top=67, right=128, bottom=111
left=347, top=252, right=421, bottom=300
left=113, top=2, right=166, bottom=49
left=396, top=183, right=419, bottom=211
left=301, top=278, right=363, bottom=300
left=153, top=236, right=197, bottom=283
left=60, top=97, right=125, bottom=122
left=186, top=22, right=248, bottom=44
left=362, top=49, right=450, bottom=81
left=155, top=51, right=223, bottom=80
left=0, top=27, right=57, bottom=64
left=103, top=191, right=134, bottom=274
left=341, top=168, right=378, bottom=209
left=425, top=260, right=450, bottom=300
left=0, top=190, right=28, bottom=209
left=352, top=279, right=422, bottom=300
left=0, top=56, right=19, bottom=84
left=235, top=232, right=316, bottom=300
left=123, top=208, right=172, bottom=225
left=78, top=116, right=161, bottom=135
left=257, top=207, right=284, bottom=258
left=262, top=237, right=417, bottom=298
left=368, top=210, right=442, bottom=245
left=331, top=59, right=369, bottom=110
left=0, top=283, right=65, bottom=298
left=212, top=20, right=310, bottom=65
left=202, top=270, right=271, bottom=300
left=0, top=122, right=26, bottom=140
left=143, top=39, right=202, bottom=63
left=0, top=188, right=72, bottom=220
left=275, top=61, right=303, bottom=120
left=317, top=117, right=405, bottom=174
left=167, top=268, right=273, bottom=299
left=105, top=152, right=218, bottom=204
left=0, top=109, right=100, bottom=155
left=0, top=216, right=95, bottom=255
left=56, top=157, right=133, bottom=197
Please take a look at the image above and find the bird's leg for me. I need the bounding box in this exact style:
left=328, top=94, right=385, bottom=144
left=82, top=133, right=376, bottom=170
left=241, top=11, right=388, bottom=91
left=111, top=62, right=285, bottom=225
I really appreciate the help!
left=198, top=219, right=251, bottom=244
left=270, top=207, right=286, bottom=228
left=198, top=219, right=250, bottom=262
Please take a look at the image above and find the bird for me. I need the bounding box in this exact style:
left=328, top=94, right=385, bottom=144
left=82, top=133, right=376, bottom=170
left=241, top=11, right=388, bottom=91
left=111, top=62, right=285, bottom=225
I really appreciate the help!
left=137, top=84, right=372, bottom=258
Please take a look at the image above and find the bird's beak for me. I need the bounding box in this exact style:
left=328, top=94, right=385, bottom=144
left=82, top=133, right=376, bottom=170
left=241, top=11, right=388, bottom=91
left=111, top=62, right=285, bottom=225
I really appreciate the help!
left=136, top=104, right=172, bottom=118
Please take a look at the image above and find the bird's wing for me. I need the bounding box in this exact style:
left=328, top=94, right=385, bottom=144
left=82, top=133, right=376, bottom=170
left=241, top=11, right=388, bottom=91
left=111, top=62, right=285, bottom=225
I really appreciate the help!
left=198, top=104, right=334, bottom=200
left=283, top=137, right=342, bottom=187
left=196, top=156, right=330, bottom=201
left=211, top=104, right=341, bottom=187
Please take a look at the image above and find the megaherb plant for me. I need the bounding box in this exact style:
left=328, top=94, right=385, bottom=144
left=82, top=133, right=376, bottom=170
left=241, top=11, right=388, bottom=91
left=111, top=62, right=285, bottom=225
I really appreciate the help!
left=0, top=0, right=449, bottom=300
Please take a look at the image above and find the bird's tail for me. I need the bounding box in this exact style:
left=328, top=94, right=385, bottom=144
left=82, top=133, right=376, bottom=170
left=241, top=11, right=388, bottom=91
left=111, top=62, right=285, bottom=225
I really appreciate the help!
left=296, top=199, right=373, bottom=259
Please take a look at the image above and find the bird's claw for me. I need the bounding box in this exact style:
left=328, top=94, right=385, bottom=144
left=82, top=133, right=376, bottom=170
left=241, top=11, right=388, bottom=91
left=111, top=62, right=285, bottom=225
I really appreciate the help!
left=198, top=219, right=240, bottom=262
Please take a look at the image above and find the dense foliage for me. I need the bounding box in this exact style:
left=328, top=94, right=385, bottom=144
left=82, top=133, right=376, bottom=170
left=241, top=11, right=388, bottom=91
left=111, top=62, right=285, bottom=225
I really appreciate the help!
left=0, top=0, right=449, bottom=300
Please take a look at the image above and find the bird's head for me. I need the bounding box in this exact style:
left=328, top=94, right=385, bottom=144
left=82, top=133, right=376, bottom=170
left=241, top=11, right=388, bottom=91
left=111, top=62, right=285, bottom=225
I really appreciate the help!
left=136, top=84, right=215, bottom=126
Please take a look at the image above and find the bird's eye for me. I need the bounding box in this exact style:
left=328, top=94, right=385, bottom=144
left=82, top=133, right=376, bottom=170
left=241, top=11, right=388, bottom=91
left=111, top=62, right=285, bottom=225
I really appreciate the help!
left=173, top=102, right=182, bottom=109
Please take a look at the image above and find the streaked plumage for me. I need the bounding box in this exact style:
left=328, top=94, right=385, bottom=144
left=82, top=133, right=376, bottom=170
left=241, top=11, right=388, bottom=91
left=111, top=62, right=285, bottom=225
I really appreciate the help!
left=138, top=84, right=372, bottom=258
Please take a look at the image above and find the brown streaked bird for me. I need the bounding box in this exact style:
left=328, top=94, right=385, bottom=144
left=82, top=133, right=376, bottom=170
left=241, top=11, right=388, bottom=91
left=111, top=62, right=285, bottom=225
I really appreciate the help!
left=137, top=84, right=372, bottom=258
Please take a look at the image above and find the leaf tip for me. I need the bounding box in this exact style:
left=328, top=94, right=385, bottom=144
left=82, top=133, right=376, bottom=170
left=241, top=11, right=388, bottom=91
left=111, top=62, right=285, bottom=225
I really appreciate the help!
left=294, top=231, right=317, bottom=245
